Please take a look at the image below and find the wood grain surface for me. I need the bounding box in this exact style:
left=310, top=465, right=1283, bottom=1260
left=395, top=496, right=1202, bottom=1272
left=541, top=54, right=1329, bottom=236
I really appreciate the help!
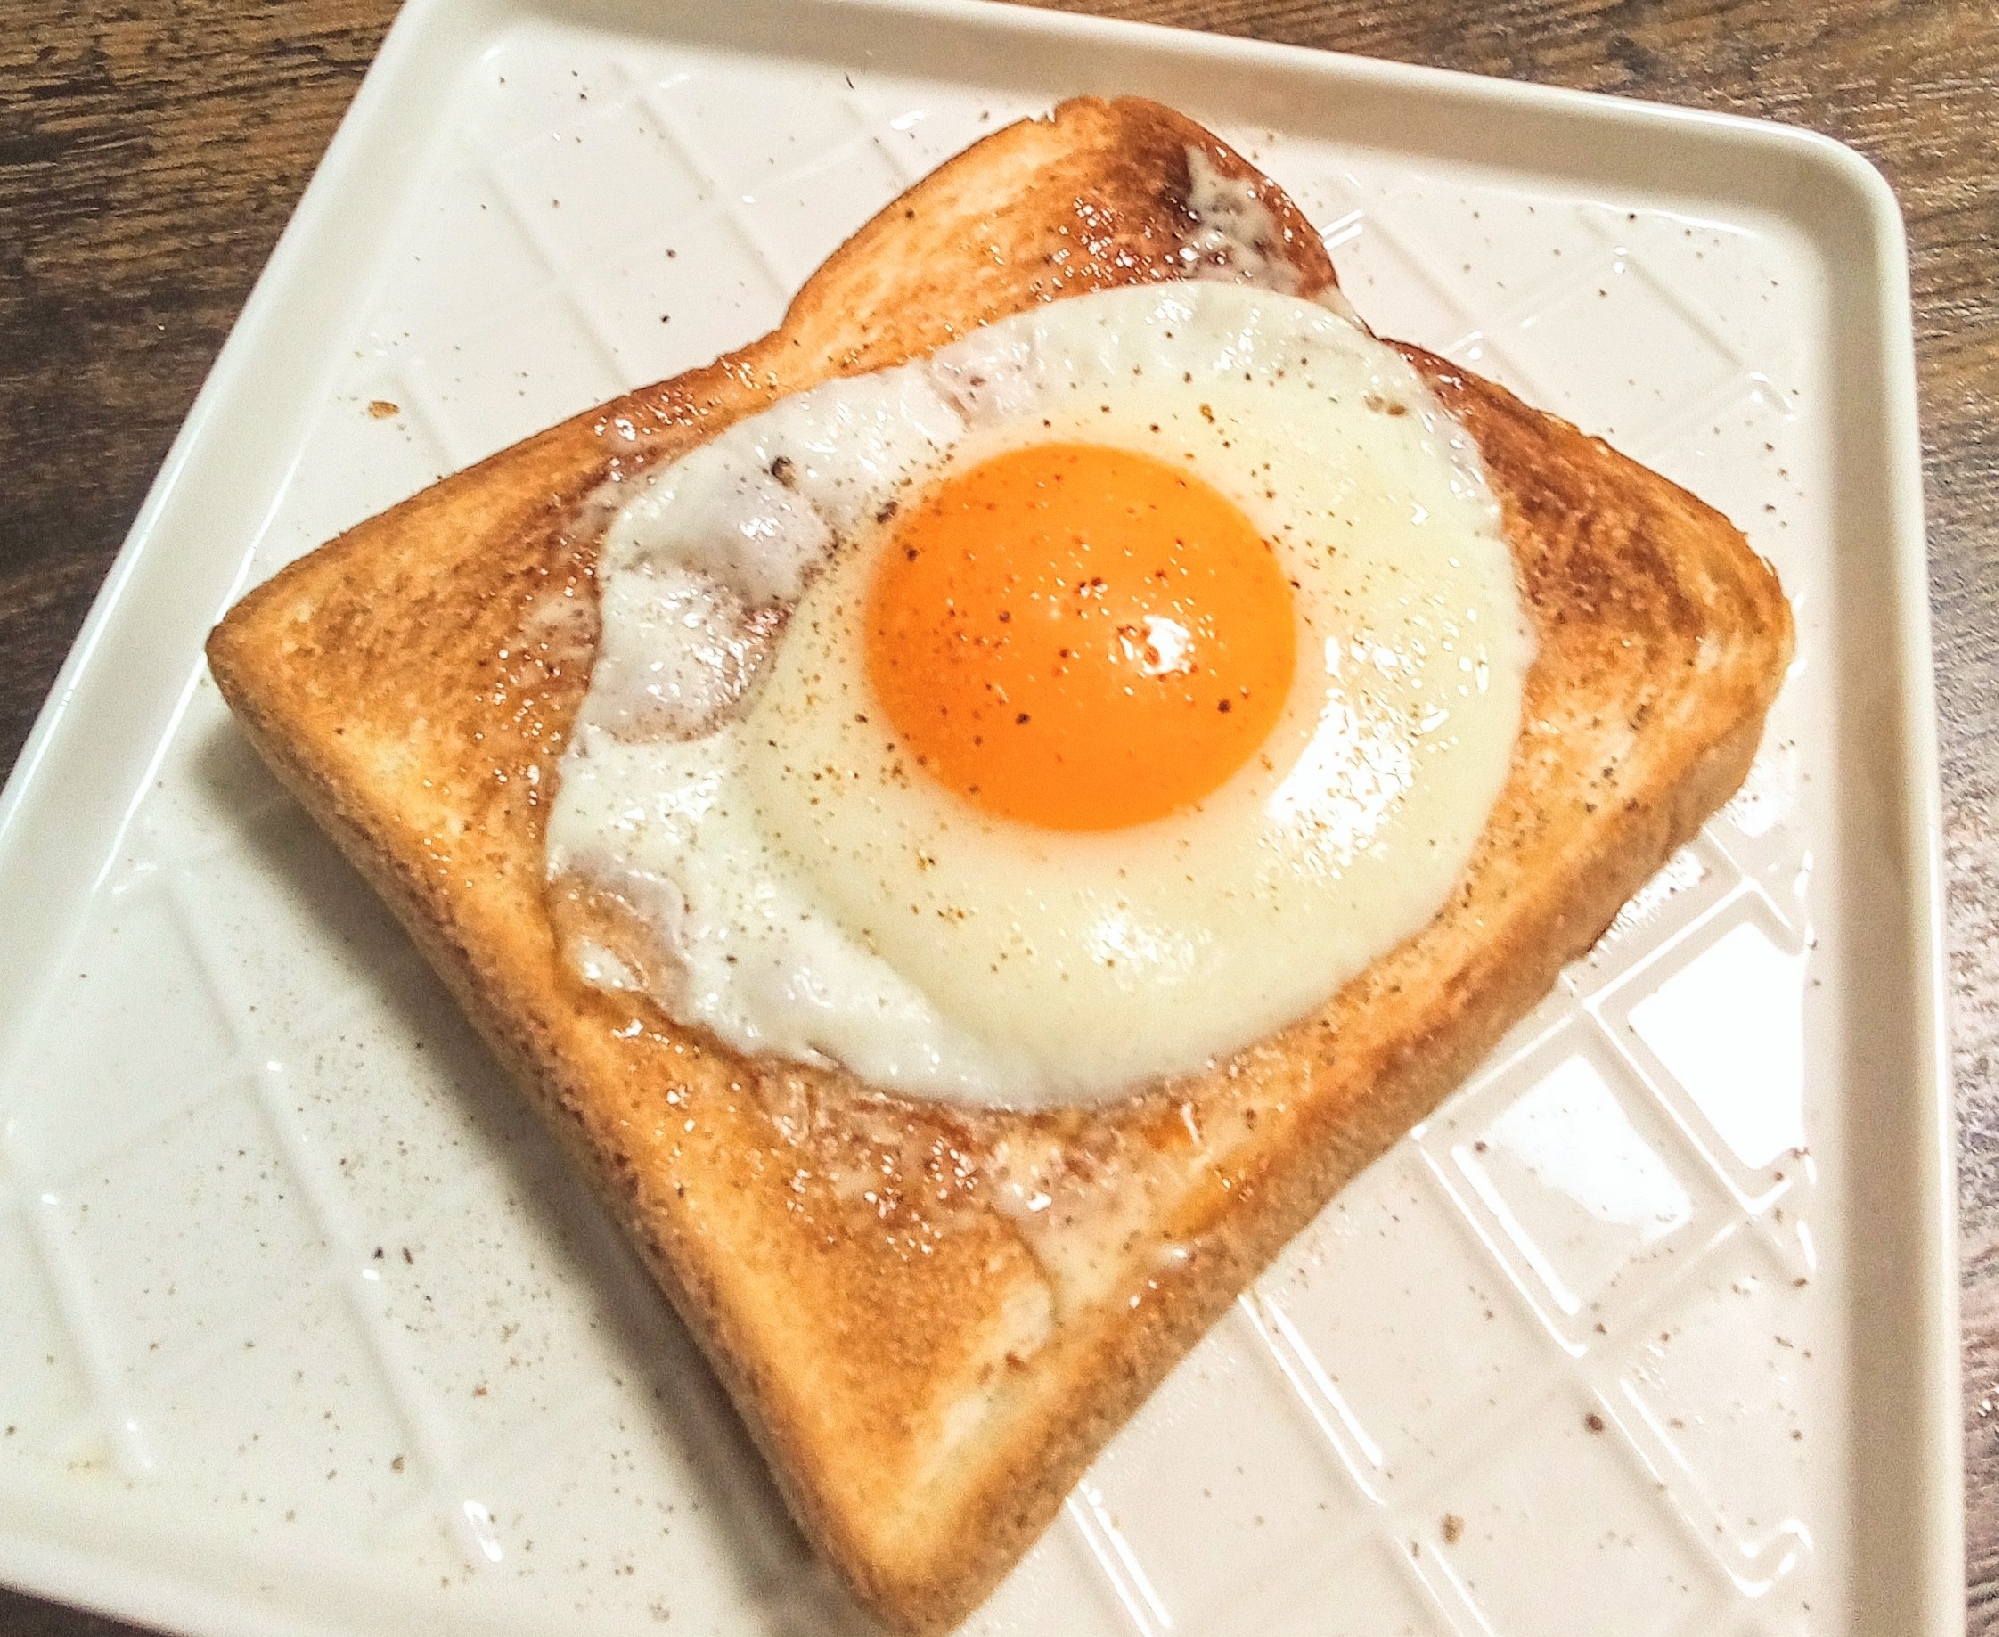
left=1, top=1, right=1993, bottom=1633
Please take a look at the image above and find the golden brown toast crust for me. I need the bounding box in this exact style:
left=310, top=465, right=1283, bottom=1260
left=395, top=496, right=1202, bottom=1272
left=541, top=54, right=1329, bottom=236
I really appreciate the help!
left=206, top=97, right=1791, bottom=1634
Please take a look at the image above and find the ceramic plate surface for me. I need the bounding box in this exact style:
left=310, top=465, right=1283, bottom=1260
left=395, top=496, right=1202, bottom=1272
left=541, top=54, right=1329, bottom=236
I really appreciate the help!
left=0, top=2, right=1953, bottom=1633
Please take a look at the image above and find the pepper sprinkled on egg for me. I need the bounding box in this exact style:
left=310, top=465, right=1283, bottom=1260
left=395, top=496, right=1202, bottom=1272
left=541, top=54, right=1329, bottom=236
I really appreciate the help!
left=546, top=280, right=1531, bottom=1108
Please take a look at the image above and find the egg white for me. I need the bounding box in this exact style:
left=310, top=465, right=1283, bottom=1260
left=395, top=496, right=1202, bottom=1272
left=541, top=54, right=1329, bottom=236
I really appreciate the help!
left=549, top=281, right=1530, bottom=1107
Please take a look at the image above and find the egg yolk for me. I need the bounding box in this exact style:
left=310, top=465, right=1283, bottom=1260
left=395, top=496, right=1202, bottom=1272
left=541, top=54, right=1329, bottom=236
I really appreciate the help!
left=865, top=442, right=1297, bottom=831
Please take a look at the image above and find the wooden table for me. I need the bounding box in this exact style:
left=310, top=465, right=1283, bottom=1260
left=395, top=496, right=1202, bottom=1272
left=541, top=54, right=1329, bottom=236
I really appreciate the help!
left=1, top=1, right=1992, bottom=1631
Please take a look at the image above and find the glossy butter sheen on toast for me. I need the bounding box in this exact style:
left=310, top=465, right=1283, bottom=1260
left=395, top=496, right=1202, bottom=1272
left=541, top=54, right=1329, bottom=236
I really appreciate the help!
left=206, top=98, right=1792, bottom=1634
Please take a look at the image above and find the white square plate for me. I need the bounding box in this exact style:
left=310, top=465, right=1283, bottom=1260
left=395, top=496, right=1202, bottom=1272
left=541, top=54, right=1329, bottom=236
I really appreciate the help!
left=0, top=2, right=1955, bottom=1633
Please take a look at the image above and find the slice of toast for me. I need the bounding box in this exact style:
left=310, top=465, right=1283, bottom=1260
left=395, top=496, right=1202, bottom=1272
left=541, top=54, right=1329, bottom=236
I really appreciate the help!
left=206, top=97, right=1792, bottom=1633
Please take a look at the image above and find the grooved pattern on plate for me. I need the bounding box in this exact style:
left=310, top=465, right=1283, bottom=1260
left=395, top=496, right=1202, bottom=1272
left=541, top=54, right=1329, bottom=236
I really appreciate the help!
left=0, top=15, right=1837, bottom=1635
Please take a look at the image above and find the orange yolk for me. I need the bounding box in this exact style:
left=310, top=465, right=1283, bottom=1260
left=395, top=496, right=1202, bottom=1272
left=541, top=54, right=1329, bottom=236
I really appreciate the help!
left=864, top=442, right=1297, bottom=832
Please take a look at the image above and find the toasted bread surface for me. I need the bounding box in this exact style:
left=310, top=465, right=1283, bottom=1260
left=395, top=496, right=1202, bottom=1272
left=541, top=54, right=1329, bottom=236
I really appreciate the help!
left=206, top=97, right=1791, bottom=1634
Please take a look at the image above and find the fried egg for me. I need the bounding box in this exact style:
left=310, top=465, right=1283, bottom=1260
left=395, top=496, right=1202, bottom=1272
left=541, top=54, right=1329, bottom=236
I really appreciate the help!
left=547, top=279, right=1531, bottom=1108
